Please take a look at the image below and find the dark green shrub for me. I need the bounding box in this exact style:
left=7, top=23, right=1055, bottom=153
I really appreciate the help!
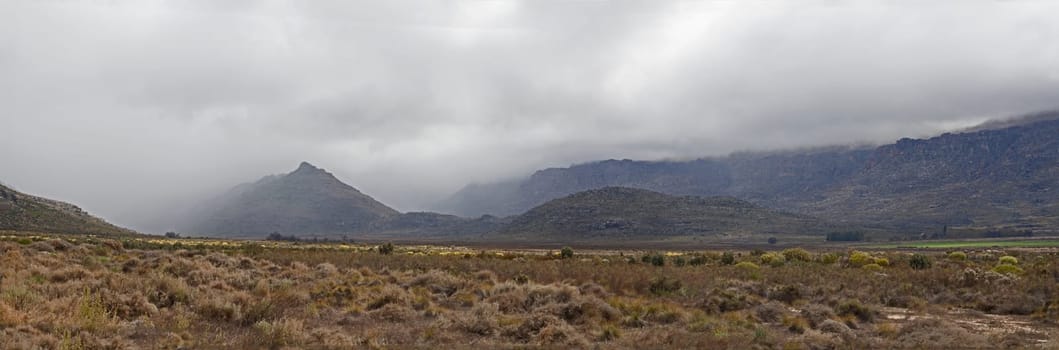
left=721, top=252, right=736, bottom=265
left=378, top=242, right=395, bottom=255
left=649, top=254, right=665, bottom=267
left=688, top=255, right=707, bottom=266
left=909, top=254, right=931, bottom=270
left=559, top=246, right=574, bottom=259
left=673, top=256, right=686, bottom=267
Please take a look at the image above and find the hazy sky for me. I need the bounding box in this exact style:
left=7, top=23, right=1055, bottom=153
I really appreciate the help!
left=2, top=1, right=1058, bottom=232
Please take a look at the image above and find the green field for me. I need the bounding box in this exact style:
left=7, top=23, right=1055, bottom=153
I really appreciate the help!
left=868, top=239, right=1059, bottom=249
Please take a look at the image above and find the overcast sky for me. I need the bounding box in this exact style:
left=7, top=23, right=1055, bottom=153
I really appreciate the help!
left=2, top=1, right=1058, bottom=232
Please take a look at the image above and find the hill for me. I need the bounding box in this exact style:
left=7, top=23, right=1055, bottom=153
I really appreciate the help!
left=441, top=112, right=1059, bottom=233
left=0, top=183, right=136, bottom=236
left=495, top=187, right=840, bottom=243
left=182, top=162, right=399, bottom=237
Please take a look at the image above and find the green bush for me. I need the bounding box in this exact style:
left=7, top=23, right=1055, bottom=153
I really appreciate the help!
left=378, top=242, right=395, bottom=255
left=909, top=254, right=932, bottom=270
left=673, top=256, right=686, bottom=267
left=649, top=276, right=683, bottom=295
left=688, top=255, right=708, bottom=266
left=818, top=253, right=840, bottom=265
left=781, top=248, right=813, bottom=263
left=721, top=252, right=736, bottom=265
left=998, top=255, right=1018, bottom=265
left=873, top=257, right=890, bottom=267
left=947, top=251, right=967, bottom=261
left=991, top=264, right=1024, bottom=275
left=760, top=253, right=786, bottom=267
left=849, top=251, right=873, bottom=267
left=649, top=253, right=665, bottom=267
left=862, top=263, right=883, bottom=271
left=559, top=246, right=574, bottom=259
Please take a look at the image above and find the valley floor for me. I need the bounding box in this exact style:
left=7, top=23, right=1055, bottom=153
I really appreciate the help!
left=1, top=232, right=1058, bottom=349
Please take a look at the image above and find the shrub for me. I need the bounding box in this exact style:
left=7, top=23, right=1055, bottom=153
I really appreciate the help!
left=873, top=257, right=890, bottom=267
left=598, top=325, right=621, bottom=341
left=721, top=251, right=736, bottom=265
left=862, top=263, right=883, bottom=272
left=760, top=253, right=786, bottom=267
left=782, top=248, right=812, bottom=263
left=254, top=318, right=307, bottom=347
left=998, top=255, right=1018, bottom=265
left=818, top=253, right=840, bottom=265
left=735, top=261, right=760, bottom=271
left=673, top=255, right=686, bottom=267
left=559, top=246, right=574, bottom=259
left=991, top=264, right=1024, bottom=275
left=649, top=253, right=665, bottom=267
left=649, top=276, right=683, bottom=295
left=947, top=251, right=967, bottom=261
left=909, top=254, right=932, bottom=270
left=688, top=255, right=708, bottom=266
left=835, top=299, right=874, bottom=323
left=378, top=242, right=395, bottom=255
left=848, top=251, right=873, bottom=267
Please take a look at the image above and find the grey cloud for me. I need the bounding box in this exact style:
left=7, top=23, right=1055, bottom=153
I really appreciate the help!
left=1, top=1, right=1057, bottom=232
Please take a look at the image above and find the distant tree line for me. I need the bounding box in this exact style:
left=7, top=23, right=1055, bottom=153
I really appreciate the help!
left=826, top=231, right=865, bottom=242
left=265, top=232, right=355, bottom=243
left=984, top=230, right=1033, bottom=238
left=266, top=232, right=303, bottom=242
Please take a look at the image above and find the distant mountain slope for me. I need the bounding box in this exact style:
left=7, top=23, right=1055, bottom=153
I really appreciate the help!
left=439, top=148, right=875, bottom=217
left=807, top=115, right=1059, bottom=229
left=442, top=112, right=1059, bottom=232
left=0, top=183, right=136, bottom=236
left=183, top=162, right=399, bottom=237
left=496, top=187, right=838, bottom=241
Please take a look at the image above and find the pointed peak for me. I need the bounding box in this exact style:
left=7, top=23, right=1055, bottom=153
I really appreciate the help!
left=289, top=162, right=334, bottom=178
left=291, top=161, right=324, bottom=173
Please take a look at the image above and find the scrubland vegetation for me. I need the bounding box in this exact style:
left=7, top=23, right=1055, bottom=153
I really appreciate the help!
left=1, top=233, right=1058, bottom=349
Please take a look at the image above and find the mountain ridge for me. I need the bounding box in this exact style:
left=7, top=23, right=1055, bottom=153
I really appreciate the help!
left=182, top=162, right=400, bottom=237
left=495, top=187, right=841, bottom=242
left=440, top=112, right=1059, bottom=232
left=0, top=183, right=136, bottom=236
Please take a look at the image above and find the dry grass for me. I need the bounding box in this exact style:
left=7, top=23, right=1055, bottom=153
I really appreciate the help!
left=0, top=234, right=1057, bottom=349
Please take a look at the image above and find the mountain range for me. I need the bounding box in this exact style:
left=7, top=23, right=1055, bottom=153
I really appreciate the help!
left=3, top=111, right=1057, bottom=243
left=440, top=112, right=1059, bottom=234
